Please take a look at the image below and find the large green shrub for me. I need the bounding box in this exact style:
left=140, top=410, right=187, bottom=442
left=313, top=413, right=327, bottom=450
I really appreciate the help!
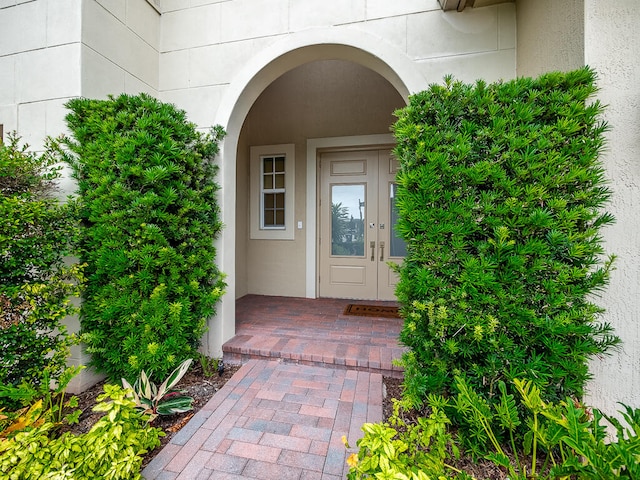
left=57, top=93, right=226, bottom=381
left=392, top=67, right=618, bottom=409
left=0, top=134, right=82, bottom=394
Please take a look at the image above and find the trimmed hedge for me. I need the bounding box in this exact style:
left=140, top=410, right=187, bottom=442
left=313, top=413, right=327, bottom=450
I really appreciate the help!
left=392, top=67, right=618, bottom=408
left=57, top=93, right=226, bottom=381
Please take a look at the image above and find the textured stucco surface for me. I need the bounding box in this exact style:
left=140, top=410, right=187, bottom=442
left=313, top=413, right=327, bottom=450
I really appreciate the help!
left=516, top=0, right=584, bottom=77
left=0, top=0, right=81, bottom=149
left=582, top=0, right=640, bottom=413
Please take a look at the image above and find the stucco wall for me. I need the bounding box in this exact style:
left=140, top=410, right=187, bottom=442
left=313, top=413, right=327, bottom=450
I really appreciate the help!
left=159, top=1, right=516, bottom=126
left=81, top=0, right=160, bottom=99
left=0, top=0, right=160, bottom=148
left=0, top=0, right=82, bottom=149
left=0, top=0, right=160, bottom=150
left=582, top=0, right=640, bottom=413
left=515, top=0, right=584, bottom=77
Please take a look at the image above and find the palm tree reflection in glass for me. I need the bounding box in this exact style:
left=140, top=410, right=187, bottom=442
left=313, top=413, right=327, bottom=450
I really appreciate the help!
left=331, top=201, right=365, bottom=256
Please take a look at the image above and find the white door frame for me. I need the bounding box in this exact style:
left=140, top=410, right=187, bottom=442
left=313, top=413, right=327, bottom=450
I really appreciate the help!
left=305, top=133, right=395, bottom=298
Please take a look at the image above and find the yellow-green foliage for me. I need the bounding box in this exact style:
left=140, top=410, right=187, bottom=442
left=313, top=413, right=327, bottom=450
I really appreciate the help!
left=346, top=381, right=640, bottom=479
left=345, top=401, right=469, bottom=480
left=0, top=385, right=163, bottom=480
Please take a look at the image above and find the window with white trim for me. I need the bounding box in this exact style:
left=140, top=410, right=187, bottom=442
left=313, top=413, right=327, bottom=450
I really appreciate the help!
left=261, top=154, right=286, bottom=229
left=250, top=144, right=295, bottom=240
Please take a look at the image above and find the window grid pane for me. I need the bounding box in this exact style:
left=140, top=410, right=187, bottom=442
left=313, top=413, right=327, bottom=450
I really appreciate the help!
left=261, top=155, right=286, bottom=229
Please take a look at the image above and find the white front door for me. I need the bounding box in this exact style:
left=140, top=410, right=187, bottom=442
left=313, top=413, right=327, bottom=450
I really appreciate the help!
left=319, top=148, right=406, bottom=300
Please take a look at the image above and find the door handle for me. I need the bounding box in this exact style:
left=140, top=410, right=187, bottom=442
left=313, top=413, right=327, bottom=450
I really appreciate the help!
left=370, top=241, right=375, bottom=261
left=379, top=241, right=385, bottom=261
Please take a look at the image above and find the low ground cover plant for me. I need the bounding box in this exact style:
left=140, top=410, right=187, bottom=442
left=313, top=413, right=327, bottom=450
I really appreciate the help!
left=0, top=384, right=163, bottom=480
left=54, top=93, right=226, bottom=382
left=197, top=353, right=225, bottom=377
left=344, top=401, right=466, bottom=480
left=122, top=358, right=194, bottom=421
left=346, top=380, right=640, bottom=479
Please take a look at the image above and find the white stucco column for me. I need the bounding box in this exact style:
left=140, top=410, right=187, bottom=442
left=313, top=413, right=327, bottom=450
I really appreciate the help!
left=583, top=0, right=640, bottom=414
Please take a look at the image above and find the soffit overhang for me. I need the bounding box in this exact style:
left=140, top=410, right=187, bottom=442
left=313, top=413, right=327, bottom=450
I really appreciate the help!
left=439, top=0, right=514, bottom=12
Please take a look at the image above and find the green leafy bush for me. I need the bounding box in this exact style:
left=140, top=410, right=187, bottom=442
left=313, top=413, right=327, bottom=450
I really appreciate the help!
left=345, top=401, right=469, bottom=480
left=347, top=381, right=640, bottom=479
left=0, top=366, right=83, bottom=440
left=0, top=133, right=83, bottom=397
left=449, top=377, right=640, bottom=479
left=55, top=93, right=226, bottom=381
left=0, top=384, right=163, bottom=479
left=392, top=67, right=618, bottom=409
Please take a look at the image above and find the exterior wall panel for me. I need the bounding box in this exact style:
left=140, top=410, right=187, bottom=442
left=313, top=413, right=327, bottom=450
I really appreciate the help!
left=0, top=1, right=47, bottom=57
left=583, top=0, right=640, bottom=414
left=16, top=44, right=81, bottom=104
left=366, top=0, right=441, bottom=19
left=516, top=0, right=584, bottom=77
left=160, top=4, right=221, bottom=52
left=289, top=0, right=366, bottom=29
left=219, top=0, right=290, bottom=43
left=82, top=0, right=159, bottom=93
left=0, top=0, right=82, bottom=149
left=407, top=6, right=499, bottom=60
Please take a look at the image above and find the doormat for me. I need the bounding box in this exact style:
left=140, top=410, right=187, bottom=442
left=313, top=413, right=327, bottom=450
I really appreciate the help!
left=343, top=304, right=400, bottom=319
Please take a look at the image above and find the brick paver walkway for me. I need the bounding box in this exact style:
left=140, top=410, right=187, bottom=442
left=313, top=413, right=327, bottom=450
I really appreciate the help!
left=224, top=295, right=405, bottom=378
left=143, top=359, right=383, bottom=479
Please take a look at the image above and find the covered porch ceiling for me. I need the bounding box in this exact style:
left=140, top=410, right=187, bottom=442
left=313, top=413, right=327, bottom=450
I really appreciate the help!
left=439, top=0, right=514, bottom=12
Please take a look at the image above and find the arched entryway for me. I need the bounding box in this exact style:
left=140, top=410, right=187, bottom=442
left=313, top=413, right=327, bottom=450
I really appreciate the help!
left=236, top=59, right=405, bottom=300
left=204, top=30, right=425, bottom=357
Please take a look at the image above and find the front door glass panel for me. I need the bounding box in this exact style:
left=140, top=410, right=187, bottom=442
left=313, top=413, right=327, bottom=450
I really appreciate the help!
left=331, top=184, right=365, bottom=256
left=389, top=183, right=407, bottom=258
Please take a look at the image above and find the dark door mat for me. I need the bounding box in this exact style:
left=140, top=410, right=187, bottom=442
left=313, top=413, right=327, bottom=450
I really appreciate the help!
left=343, top=304, right=400, bottom=318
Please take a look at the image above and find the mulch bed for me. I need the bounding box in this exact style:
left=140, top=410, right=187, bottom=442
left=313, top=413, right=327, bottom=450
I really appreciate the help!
left=67, top=362, right=241, bottom=468
left=70, top=365, right=506, bottom=477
